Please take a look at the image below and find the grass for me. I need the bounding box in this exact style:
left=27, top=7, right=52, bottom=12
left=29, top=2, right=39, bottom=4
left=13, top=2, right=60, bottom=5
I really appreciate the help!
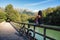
left=35, top=27, right=60, bottom=40
left=28, top=26, right=60, bottom=40
left=46, top=29, right=60, bottom=40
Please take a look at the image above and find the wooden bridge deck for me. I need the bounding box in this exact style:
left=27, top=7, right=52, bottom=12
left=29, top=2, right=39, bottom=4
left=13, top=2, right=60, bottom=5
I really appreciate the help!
left=0, top=22, right=27, bottom=40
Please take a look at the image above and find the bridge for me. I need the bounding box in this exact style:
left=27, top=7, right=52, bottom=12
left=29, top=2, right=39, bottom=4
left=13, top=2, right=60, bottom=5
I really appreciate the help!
left=0, top=21, right=60, bottom=40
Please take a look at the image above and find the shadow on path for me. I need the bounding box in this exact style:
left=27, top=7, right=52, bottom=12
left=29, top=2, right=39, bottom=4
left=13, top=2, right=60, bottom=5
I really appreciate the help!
left=0, top=21, right=27, bottom=40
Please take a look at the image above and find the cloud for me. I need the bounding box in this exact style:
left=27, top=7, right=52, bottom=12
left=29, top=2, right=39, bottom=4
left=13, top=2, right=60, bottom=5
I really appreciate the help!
left=24, top=0, right=53, bottom=6
left=32, top=10, right=39, bottom=12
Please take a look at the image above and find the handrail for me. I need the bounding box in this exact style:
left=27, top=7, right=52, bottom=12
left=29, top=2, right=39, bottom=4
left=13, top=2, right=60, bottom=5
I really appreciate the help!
left=12, top=22, right=60, bottom=40
left=17, top=22, right=60, bottom=31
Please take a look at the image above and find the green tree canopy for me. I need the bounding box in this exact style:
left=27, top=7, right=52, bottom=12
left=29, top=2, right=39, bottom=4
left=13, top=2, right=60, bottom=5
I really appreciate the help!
left=5, top=4, right=21, bottom=22
left=21, top=14, right=29, bottom=22
left=0, top=8, right=7, bottom=22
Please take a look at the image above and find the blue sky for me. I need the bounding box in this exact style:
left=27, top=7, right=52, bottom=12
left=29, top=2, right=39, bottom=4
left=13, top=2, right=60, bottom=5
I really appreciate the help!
left=0, top=0, right=60, bottom=11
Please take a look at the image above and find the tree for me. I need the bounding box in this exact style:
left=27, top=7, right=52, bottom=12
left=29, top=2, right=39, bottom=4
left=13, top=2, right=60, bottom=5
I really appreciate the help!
left=21, top=14, right=29, bottom=22
left=0, top=8, right=7, bottom=22
left=43, top=6, right=60, bottom=26
left=28, top=16, right=35, bottom=23
left=5, top=4, right=21, bottom=22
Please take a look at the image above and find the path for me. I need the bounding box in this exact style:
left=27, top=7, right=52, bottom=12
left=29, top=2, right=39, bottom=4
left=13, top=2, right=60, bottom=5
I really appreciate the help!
left=0, top=21, right=25, bottom=40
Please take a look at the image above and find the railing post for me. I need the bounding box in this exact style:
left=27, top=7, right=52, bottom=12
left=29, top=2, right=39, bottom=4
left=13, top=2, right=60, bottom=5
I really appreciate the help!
left=44, top=28, right=46, bottom=40
left=23, top=24, right=26, bottom=36
left=27, top=24, right=30, bottom=35
left=28, top=24, right=30, bottom=28
left=33, top=25, right=35, bottom=39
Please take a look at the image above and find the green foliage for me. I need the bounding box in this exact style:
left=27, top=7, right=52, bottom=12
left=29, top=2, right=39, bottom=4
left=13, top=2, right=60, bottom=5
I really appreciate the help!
left=0, top=9, right=7, bottom=22
left=21, top=14, right=29, bottom=22
left=28, top=16, right=35, bottom=23
left=5, top=4, right=21, bottom=22
left=42, top=8, right=55, bottom=17
left=28, top=6, right=60, bottom=26
left=43, top=6, right=60, bottom=26
left=0, top=4, right=60, bottom=26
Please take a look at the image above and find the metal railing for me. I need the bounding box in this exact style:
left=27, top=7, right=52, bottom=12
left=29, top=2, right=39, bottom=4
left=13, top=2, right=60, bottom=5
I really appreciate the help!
left=10, top=22, right=60, bottom=40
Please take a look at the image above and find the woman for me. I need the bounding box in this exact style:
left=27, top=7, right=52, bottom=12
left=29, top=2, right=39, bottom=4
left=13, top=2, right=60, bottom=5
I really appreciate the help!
left=35, top=10, right=43, bottom=24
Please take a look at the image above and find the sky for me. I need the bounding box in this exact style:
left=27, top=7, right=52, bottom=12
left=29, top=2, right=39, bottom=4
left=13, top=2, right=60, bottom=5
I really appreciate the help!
left=0, top=0, right=60, bottom=12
